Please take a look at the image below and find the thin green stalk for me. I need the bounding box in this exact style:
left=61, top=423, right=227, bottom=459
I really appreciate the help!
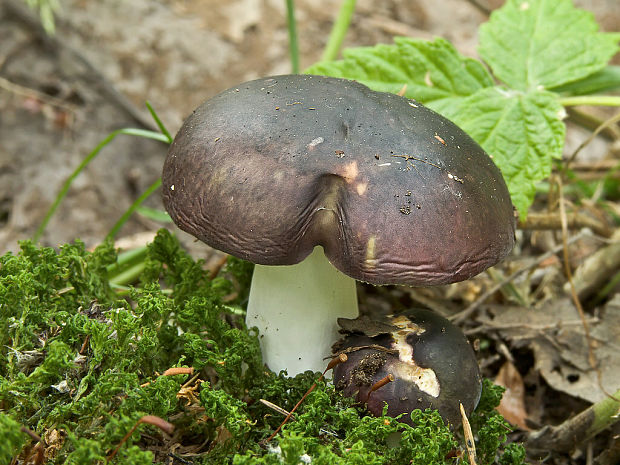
left=107, top=246, right=148, bottom=278
left=109, top=261, right=146, bottom=287
left=106, top=178, right=162, bottom=240
left=559, top=95, right=620, bottom=107
left=34, top=129, right=169, bottom=242
left=136, top=206, right=172, bottom=223
left=321, top=0, right=357, bottom=62
left=285, top=0, right=300, bottom=73
left=146, top=101, right=173, bottom=143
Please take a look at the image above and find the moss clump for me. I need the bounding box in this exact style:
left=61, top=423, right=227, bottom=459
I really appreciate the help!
left=0, top=229, right=524, bottom=464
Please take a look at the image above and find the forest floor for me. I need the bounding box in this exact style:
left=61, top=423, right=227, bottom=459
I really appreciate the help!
left=1, top=0, right=619, bottom=463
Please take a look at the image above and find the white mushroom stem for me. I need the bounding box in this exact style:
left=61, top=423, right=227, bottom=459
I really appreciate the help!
left=246, top=246, right=359, bottom=376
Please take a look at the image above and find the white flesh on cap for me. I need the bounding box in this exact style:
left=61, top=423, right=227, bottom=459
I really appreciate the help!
left=246, top=246, right=359, bottom=376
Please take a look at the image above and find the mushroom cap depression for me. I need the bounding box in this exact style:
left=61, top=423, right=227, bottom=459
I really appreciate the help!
left=162, top=75, right=515, bottom=286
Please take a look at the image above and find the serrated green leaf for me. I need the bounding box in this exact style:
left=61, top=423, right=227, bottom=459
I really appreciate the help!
left=442, top=87, right=566, bottom=219
left=550, top=65, right=620, bottom=95
left=478, top=0, right=620, bottom=91
left=305, top=37, right=493, bottom=110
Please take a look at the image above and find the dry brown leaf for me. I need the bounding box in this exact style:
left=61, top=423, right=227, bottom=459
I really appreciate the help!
left=494, top=361, right=531, bottom=430
left=483, top=295, right=620, bottom=403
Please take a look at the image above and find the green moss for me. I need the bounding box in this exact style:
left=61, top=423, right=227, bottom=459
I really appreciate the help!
left=0, top=230, right=524, bottom=463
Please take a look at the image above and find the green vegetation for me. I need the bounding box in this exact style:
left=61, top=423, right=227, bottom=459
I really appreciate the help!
left=307, top=0, right=620, bottom=219
left=6, top=0, right=619, bottom=462
left=0, top=231, right=523, bottom=463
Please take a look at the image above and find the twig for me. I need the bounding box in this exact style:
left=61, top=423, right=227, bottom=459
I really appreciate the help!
left=107, top=415, right=174, bottom=461
left=331, top=344, right=398, bottom=358
left=566, top=107, right=620, bottom=141
left=450, top=232, right=588, bottom=324
left=525, top=387, right=620, bottom=453
left=365, top=374, right=394, bottom=403
left=20, top=426, right=42, bottom=443
left=19, top=426, right=45, bottom=465
left=0, top=75, right=77, bottom=114
left=263, top=354, right=347, bottom=443
left=208, top=254, right=230, bottom=279
left=557, top=177, right=618, bottom=402
left=464, top=317, right=600, bottom=335
left=566, top=229, right=620, bottom=301
left=566, top=111, right=620, bottom=165
left=518, top=211, right=612, bottom=238
left=259, top=399, right=296, bottom=419
left=460, top=403, right=477, bottom=465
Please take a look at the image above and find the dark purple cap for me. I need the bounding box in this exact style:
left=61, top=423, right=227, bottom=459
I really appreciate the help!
left=163, top=75, right=515, bottom=286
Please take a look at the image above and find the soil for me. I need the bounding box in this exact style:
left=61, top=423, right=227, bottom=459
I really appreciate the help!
left=1, top=0, right=619, bottom=463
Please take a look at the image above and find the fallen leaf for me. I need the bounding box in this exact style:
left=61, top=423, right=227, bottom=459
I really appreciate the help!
left=494, top=361, right=531, bottom=430
left=482, top=294, right=620, bottom=403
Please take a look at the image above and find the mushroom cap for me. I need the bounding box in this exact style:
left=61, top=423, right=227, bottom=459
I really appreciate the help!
left=332, top=308, right=482, bottom=427
left=162, top=75, right=515, bottom=286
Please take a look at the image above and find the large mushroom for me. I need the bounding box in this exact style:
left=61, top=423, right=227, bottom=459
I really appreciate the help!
left=162, top=74, right=515, bottom=376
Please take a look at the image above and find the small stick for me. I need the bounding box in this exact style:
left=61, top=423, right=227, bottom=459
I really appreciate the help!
left=365, top=374, right=394, bottom=403
left=525, top=386, right=620, bottom=453
left=460, top=403, right=477, bottom=465
left=20, top=426, right=42, bottom=443
left=208, top=254, right=230, bottom=279
left=263, top=354, right=347, bottom=443
left=140, top=367, right=195, bottom=387
left=162, top=367, right=194, bottom=377
left=107, top=415, right=174, bottom=461
left=518, top=211, right=611, bottom=238
left=259, top=399, right=296, bottom=419
left=451, top=231, right=588, bottom=324
left=79, top=335, right=90, bottom=354
left=557, top=178, right=618, bottom=402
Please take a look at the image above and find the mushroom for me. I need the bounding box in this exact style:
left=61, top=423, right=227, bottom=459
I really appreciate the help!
left=162, top=74, right=515, bottom=376
left=332, top=309, right=482, bottom=428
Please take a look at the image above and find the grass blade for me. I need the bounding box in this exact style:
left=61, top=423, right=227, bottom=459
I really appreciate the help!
left=321, top=0, right=357, bottom=62
left=106, top=178, right=162, bottom=240
left=285, top=0, right=300, bottom=73
left=146, top=101, right=173, bottom=143
left=33, top=128, right=169, bottom=242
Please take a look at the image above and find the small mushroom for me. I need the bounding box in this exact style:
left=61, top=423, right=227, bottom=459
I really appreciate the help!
left=332, top=308, right=481, bottom=428
left=162, top=75, right=515, bottom=376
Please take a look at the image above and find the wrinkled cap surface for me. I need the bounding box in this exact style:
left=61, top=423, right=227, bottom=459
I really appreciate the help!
left=162, top=74, right=515, bottom=286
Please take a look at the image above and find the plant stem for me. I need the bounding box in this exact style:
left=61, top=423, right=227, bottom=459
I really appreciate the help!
left=109, top=261, right=146, bottom=287
left=525, top=387, right=620, bottom=453
left=559, top=95, right=620, bottom=107
left=145, top=101, right=173, bottom=143
left=285, top=0, right=299, bottom=73
left=106, top=178, right=162, bottom=240
left=321, top=0, right=357, bottom=62
left=33, top=129, right=168, bottom=242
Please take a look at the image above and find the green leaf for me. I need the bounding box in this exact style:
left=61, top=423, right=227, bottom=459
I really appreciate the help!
left=305, top=37, right=493, bottom=111
left=551, top=65, right=620, bottom=95
left=478, top=0, right=620, bottom=91
left=442, top=87, right=566, bottom=219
